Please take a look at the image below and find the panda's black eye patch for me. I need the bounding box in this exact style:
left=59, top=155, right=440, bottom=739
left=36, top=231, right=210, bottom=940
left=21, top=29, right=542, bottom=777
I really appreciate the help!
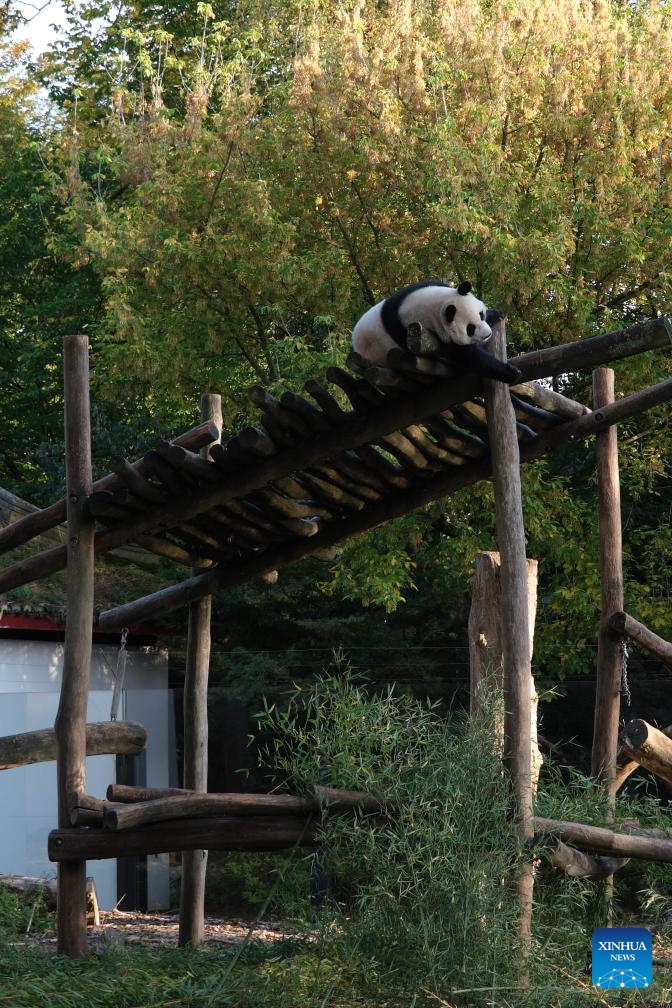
left=466, top=323, right=476, bottom=337
left=444, top=304, right=457, bottom=323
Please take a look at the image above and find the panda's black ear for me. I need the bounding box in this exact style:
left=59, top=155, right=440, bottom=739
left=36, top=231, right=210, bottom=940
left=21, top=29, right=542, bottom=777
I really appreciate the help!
left=457, top=281, right=472, bottom=296
left=443, top=304, right=457, bottom=323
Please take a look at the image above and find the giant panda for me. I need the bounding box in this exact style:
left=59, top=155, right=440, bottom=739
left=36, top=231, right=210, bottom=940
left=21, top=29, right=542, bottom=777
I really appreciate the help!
left=351, top=280, right=522, bottom=384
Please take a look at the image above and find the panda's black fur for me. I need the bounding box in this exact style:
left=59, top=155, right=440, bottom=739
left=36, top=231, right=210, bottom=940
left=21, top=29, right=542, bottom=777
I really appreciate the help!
left=352, top=279, right=521, bottom=384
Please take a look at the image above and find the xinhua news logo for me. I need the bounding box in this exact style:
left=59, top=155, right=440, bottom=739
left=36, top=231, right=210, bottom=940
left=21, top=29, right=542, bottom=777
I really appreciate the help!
left=592, top=927, right=652, bottom=989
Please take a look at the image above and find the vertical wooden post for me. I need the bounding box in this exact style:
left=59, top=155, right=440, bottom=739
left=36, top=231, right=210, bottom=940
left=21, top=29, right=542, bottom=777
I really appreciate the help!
left=55, top=335, right=95, bottom=958
left=179, top=393, right=222, bottom=948
left=469, top=551, right=542, bottom=788
left=591, top=368, right=624, bottom=789
left=483, top=321, right=534, bottom=961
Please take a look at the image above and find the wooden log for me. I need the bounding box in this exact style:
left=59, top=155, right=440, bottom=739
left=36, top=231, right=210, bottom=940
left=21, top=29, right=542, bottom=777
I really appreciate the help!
left=533, top=815, right=672, bottom=863
left=96, top=376, right=672, bottom=630
left=591, top=369, right=624, bottom=787
left=135, top=534, right=207, bottom=567
left=251, top=488, right=325, bottom=520
left=70, top=793, right=107, bottom=827
left=310, top=784, right=393, bottom=814
left=423, top=415, right=486, bottom=458
left=110, top=456, right=166, bottom=503
left=280, top=391, right=333, bottom=433
left=326, top=366, right=384, bottom=411
left=105, top=783, right=393, bottom=816
left=8, top=369, right=672, bottom=601
left=0, top=421, right=218, bottom=556
left=483, top=321, right=534, bottom=962
left=301, top=470, right=366, bottom=511
left=180, top=392, right=221, bottom=949
left=509, top=394, right=562, bottom=429
left=49, top=816, right=318, bottom=861
left=619, top=719, right=672, bottom=787
left=548, top=840, right=629, bottom=879
left=511, top=316, right=672, bottom=381
left=156, top=443, right=222, bottom=485
left=303, top=379, right=349, bottom=423
left=142, top=450, right=192, bottom=495
left=56, top=334, right=95, bottom=959
left=249, top=387, right=309, bottom=436
left=361, top=364, right=419, bottom=391
left=108, top=784, right=193, bottom=801
left=608, top=611, right=672, bottom=669
left=385, top=346, right=453, bottom=379
left=511, top=382, right=590, bottom=419
left=0, top=721, right=146, bottom=770
left=378, top=430, right=433, bottom=471
left=231, top=426, right=277, bottom=458
left=400, top=425, right=466, bottom=466
left=105, top=792, right=317, bottom=830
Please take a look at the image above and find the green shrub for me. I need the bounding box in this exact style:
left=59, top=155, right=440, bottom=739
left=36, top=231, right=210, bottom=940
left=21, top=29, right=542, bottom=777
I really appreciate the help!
left=0, top=882, right=53, bottom=937
left=255, top=657, right=528, bottom=1003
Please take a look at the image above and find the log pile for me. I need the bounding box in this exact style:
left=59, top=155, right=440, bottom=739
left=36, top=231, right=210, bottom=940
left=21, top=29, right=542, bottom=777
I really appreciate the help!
left=0, top=318, right=670, bottom=634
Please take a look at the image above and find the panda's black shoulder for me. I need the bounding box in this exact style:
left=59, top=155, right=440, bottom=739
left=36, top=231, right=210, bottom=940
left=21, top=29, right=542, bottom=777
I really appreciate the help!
left=380, top=280, right=449, bottom=346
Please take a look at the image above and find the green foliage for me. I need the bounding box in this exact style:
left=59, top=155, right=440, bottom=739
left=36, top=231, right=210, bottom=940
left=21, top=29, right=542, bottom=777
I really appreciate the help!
left=255, top=660, right=538, bottom=1004
left=0, top=883, right=53, bottom=938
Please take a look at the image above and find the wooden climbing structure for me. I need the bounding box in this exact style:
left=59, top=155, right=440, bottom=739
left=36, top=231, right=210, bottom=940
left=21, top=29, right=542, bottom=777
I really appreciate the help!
left=0, top=315, right=671, bottom=956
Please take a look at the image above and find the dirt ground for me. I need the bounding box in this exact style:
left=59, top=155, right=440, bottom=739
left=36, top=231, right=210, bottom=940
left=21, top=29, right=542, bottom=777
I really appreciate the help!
left=34, top=909, right=307, bottom=952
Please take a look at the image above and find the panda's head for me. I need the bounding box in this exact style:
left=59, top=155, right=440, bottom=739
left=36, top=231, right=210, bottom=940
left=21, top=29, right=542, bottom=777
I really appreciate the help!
left=439, top=281, right=492, bottom=347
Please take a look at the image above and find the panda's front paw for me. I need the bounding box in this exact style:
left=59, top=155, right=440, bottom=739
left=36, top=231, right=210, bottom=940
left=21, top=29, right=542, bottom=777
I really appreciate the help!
left=502, top=363, right=523, bottom=384
left=485, top=307, right=504, bottom=325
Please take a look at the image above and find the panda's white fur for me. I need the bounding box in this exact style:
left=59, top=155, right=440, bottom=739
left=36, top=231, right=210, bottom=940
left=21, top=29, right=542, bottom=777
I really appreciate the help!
left=352, top=280, right=492, bottom=366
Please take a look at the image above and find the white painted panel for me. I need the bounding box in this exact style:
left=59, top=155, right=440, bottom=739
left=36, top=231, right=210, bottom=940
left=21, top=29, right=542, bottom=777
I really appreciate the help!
left=0, top=691, right=117, bottom=907
left=0, top=642, right=171, bottom=909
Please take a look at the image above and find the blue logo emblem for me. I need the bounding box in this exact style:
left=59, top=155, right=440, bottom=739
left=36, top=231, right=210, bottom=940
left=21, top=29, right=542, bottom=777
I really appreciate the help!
left=592, top=927, right=652, bottom=988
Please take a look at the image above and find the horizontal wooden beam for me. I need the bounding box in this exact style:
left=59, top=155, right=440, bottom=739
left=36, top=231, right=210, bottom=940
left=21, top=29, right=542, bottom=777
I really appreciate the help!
left=97, top=376, right=672, bottom=629
left=49, top=809, right=672, bottom=864
left=608, top=611, right=672, bottom=669
left=0, top=721, right=146, bottom=770
left=534, top=815, right=672, bottom=863
left=512, top=316, right=672, bottom=381
left=101, top=783, right=392, bottom=830
left=49, top=815, right=317, bottom=860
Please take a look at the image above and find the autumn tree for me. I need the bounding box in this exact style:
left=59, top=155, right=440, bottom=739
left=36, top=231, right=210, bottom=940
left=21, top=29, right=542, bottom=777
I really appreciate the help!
left=26, top=0, right=672, bottom=666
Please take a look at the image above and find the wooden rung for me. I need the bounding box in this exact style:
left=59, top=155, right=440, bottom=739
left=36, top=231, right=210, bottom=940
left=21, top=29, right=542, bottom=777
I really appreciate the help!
left=49, top=815, right=317, bottom=861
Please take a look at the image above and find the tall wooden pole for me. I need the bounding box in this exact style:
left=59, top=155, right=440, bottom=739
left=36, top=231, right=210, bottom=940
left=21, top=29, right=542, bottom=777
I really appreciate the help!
left=591, top=368, right=624, bottom=788
left=55, top=335, right=95, bottom=958
left=179, top=393, right=222, bottom=947
left=483, top=321, right=534, bottom=963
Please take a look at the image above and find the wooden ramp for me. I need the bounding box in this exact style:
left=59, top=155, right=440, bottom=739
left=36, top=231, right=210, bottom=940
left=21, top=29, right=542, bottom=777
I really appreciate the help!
left=1, top=317, right=670, bottom=632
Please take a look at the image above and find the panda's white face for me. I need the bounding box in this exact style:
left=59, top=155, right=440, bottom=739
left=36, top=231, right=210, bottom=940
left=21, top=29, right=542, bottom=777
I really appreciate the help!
left=399, top=284, right=492, bottom=348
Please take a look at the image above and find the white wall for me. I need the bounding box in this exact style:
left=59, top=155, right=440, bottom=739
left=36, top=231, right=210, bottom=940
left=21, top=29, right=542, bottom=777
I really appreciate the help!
left=0, top=639, right=172, bottom=910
